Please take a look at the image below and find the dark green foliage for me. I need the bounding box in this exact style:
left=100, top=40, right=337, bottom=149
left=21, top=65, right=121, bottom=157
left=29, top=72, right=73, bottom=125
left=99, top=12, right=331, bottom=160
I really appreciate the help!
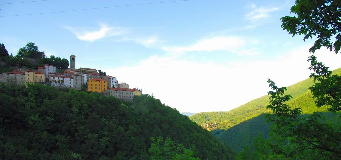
left=212, top=114, right=272, bottom=152
left=281, top=0, right=341, bottom=53
left=40, top=55, right=69, bottom=70
left=0, top=43, right=9, bottom=59
left=0, top=83, right=234, bottom=159
left=267, top=79, right=302, bottom=129
left=260, top=1, right=341, bottom=158
left=98, top=70, right=106, bottom=76
left=0, top=42, right=69, bottom=73
left=262, top=79, right=341, bottom=159
left=308, top=55, right=341, bottom=112
left=17, top=42, right=44, bottom=59
left=148, top=136, right=199, bottom=160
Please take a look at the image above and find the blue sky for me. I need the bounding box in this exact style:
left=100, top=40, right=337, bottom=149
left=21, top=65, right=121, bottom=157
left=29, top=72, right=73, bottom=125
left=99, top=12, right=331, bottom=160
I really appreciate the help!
left=1, top=0, right=341, bottom=113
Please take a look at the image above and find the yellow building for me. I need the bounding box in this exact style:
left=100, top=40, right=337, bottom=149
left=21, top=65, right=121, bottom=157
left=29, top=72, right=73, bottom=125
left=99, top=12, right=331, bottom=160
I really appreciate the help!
left=25, top=71, right=46, bottom=84
left=25, top=70, right=35, bottom=84
left=132, top=88, right=142, bottom=96
left=34, top=72, right=45, bottom=83
left=87, top=79, right=107, bottom=93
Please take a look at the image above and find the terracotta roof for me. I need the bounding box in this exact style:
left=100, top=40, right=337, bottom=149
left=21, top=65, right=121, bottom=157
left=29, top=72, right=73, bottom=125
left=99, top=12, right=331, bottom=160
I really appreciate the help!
left=35, top=72, right=44, bottom=74
left=12, top=70, right=21, bottom=73
left=5, top=70, right=23, bottom=74
left=38, top=66, right=45, bottom=69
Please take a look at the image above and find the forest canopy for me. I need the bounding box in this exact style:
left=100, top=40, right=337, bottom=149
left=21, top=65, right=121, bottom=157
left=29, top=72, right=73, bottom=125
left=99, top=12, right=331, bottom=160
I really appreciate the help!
left=0, top=82, right=234, bottom=159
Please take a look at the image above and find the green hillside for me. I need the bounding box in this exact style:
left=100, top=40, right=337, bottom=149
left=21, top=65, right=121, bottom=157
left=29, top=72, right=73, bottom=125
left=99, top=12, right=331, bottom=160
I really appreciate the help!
left=0, top=83, right=234, bottom=159
left=213, top=89, right=333, bottom=152
left=190, top=68, right=341, bottom=131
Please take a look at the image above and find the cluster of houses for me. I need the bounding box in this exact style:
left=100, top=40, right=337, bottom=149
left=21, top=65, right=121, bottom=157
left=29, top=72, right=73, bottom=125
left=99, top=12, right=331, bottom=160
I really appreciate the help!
left=0, top=55, right=142, bottom=101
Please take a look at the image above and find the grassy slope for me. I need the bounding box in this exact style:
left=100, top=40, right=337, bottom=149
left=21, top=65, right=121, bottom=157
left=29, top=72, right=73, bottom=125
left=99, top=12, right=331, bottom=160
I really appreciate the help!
left=190, top=68, right=341, bottom=130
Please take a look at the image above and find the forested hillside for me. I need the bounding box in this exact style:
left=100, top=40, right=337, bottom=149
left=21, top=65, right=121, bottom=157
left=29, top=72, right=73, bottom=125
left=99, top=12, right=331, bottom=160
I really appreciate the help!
left=0, top=82, right=234, bottom=159
left=190, top=68, right=341, bottom=131
left=212, top=89, right=332, bottom=152
left=189, top=68, right=341, bottom=153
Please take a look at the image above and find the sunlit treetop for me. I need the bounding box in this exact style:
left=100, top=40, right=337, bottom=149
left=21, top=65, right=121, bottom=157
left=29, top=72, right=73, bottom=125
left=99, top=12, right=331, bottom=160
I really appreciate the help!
left=281, top=0, right=341, bottom=53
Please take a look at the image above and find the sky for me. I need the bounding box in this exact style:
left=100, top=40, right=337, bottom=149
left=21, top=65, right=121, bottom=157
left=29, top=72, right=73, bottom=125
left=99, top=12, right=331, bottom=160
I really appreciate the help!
left=1, top=0, right=340, bottom=113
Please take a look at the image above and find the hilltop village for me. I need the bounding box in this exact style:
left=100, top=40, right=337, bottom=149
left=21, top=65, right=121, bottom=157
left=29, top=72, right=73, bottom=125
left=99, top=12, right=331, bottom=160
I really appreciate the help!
left=0, top=55, right=142, bottom=101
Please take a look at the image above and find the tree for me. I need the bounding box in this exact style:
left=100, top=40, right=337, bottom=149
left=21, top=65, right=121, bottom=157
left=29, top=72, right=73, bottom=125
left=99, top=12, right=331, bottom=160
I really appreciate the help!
left=266, top=79, right=341, bottom=159
left=0, top=43, right=9, bottom=59
left=17, top=42, right=44, bottom=59
left=41, top=55, right=69, bottom=69
left=281, top=0, right=341, bottom=53
left=148, top=137, right=200, bottom=160
left=98, top=70, right=106, bottom=76
left=266, top=0, right=341, bottom=159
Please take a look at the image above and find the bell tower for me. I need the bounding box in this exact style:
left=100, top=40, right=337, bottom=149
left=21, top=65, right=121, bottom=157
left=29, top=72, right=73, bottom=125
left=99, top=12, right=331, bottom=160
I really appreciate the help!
left=70, top=55, right=76, bottom=69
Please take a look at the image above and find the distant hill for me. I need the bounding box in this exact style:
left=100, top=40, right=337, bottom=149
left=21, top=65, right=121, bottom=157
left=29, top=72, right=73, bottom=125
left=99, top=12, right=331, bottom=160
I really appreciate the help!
left=213, top=90, right=330, bottom=152
left=190, top=68, right=341, bottom=152
left=0, top=83, right=235, bottom=159
left=189, top=68, right=341, bottom=131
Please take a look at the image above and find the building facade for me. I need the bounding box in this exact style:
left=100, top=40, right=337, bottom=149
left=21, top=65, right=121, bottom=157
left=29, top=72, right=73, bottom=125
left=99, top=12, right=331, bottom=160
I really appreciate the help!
left=73, top=74, right=83, bottom=90
left=119, top=82, right=129, bottom=89
left=44, top=64, right=56, bottom=77
left=132, top=88, right=142, bottom=96
left=0, top=71, right=25, bottom=85
left=106, top=88, right=133, bottom=101
left=88, top=79, right=107, bottom=93
left=25, top=70, right=35, bottom=83
left=34, top=72, right=45, bottom=83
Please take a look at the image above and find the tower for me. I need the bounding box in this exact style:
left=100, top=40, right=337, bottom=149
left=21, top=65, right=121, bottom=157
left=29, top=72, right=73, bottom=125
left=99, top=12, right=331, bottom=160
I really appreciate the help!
left=70, top=55, right=76, bottom=69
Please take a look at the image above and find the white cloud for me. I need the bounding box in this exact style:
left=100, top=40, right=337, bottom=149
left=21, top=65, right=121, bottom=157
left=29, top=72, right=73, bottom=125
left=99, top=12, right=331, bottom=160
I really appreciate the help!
left=65, top=24, right=162, bottom=47
left=106, top=45, right=341, bottom=113
left=246, top=4, right=279, bottom=21
left=163, top=36, right=260, bottom=56
left=66, top=24, right=126, bottom=42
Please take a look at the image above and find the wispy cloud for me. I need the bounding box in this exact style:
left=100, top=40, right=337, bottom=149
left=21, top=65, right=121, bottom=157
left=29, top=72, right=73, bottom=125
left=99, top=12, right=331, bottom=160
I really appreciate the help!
left=119, top=35, right=162, bottom=47
left=65, top=24, right=162, bottom=47
left=65, top=24, right=127, bottom=42
left=246, top=4, right=279, bottom=22
left=162, top=36, right=259, bottom=56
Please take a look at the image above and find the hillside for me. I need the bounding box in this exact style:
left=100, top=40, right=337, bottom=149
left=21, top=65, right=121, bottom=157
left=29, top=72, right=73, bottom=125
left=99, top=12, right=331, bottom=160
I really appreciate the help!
left=0, top=83, right=235, bottom=159
left=213, top=89, right=333, bottom=152
left=190, top=67, right=341, bottom=130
